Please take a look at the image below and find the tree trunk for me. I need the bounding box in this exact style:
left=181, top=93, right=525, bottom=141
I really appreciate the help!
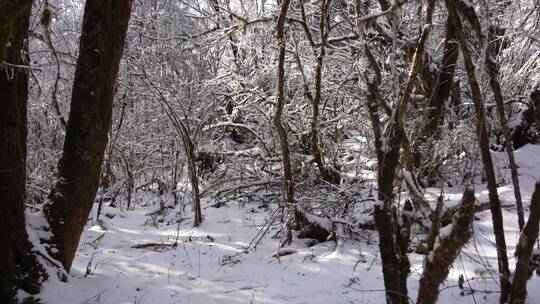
left=310, top=0, right=340, bottom=185
left=356, top=6, right=404, bottom=301
left=415, top=12, right=459, bottom=184
left=447, top=2, right=512, bottom=301
left=485, top=26, right=525, bottom=231
left=0, top=0, right=45, bottom=301
left=362, top=40, right=407, bottom=304
left=356, top=0, right=436, bottom=302
left=423, top=14, right=458, bottom=138
left=510, top=181, right=540, bottom=304
left=184, top=133, right=202, bottom=227
left=417, top=187, right=476, bottom=304
left=274, top=0, right=297, bottom=246
left=45, top=0, right=133, bottom=272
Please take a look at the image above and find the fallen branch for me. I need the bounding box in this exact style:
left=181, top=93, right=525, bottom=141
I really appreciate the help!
left=214, top=180, right=280, bottom=197
left=131, top=235, right=215, bottom=250
left=295, top=206, right=332, bottom=242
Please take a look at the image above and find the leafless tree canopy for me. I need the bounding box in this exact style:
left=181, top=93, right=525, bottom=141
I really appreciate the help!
left=1, top=0, right=540, bottom=303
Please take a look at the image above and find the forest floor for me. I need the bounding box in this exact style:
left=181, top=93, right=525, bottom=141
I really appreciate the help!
left=34, top=144, right=540, bottom=304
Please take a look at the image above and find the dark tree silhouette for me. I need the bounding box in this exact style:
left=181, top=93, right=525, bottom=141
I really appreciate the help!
left=0, top=0, right=45, bottom=301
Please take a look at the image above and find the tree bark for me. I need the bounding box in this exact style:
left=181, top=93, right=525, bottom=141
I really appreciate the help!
left=274, top=0, right=297, bottom=245
left=310, top=0, right=340, bottom=184
left=45, top=0, right=133, bottom=271
left=417, top=187, right=476, bottom=304
left=356, top=0, right=436, bottom=302
left=510, top=181, right=540, bottom=304
left=415, top=12, right=459, bottom=184
left=485, top=26, right=525, bottom=231
left=356, top=4, right=403, bottom=301
left=184, top=128, right=202, bottom=227
left=447, top=2, right=512, bottom=301
left=424, top=14, right=458, bottom=136
left=0, top=0, right=45, bottom=301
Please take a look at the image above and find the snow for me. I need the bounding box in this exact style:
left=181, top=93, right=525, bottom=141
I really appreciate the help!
left=380, top=137, right=391, bottom=153
left=296, top=206, right=333, bottom=232
left=31, top=144, right=540, bottom=303
left=428, top=251, right=435, bottom=263
left=439, top=224, right=453, bottom=240
left=37, top=203, right=385, bottom=303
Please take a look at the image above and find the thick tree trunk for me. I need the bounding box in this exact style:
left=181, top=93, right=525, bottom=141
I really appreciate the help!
left=0, top=0, right=45, bottom=301
left=45, top=0, right=133, bottom=271
left=362, top=40, right=407, bottom=304
left=447, top=2, right=512, bottom=301
left=510, top=181, right=540, bottom=304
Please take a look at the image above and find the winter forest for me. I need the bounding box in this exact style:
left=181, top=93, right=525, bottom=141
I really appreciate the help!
left=1, top=0, right=540, bottom=303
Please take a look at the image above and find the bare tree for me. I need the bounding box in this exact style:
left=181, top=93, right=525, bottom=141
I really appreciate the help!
left=355, top=0, right=436, bottom=302
left=299, top=0, right=341, bottom=184
left=446, top=1, right=511, bottom=301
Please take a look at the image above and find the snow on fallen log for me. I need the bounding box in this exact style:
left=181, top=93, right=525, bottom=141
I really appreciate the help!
left=294, top=206, right=333, bottom=242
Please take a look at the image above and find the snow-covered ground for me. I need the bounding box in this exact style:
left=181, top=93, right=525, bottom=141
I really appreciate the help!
left=34, top=144, right=540, bottom=304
